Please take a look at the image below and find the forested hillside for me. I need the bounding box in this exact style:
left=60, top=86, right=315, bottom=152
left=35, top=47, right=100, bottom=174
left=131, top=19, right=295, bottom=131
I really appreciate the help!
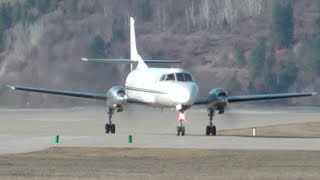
left=0, top=0, right=319, bottom=107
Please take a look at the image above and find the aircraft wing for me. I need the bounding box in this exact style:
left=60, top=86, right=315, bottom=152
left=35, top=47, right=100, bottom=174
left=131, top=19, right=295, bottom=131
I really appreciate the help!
left=7, top=85, right=107, bottom=100
left=7, top=85, right=151, bottom=105
left=228, top=92, right=316, bottom=103
left=194, top=92, right=316, bottom=105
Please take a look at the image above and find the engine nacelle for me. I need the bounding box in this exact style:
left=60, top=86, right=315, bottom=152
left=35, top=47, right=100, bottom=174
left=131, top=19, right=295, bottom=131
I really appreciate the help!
left=106, top=86, right=127, bottom=109
left=207, top=88, right=228, bottom=113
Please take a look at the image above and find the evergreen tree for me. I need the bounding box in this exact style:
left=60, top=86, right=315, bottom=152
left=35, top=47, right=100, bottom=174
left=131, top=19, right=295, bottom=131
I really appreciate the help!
left=275, top=61, right=298, bottom=92
left=11, top=3, right=22, bottom=23
left=0, top=31, right=4, bottom=52
left=248, top=37, right=266, bottom=93
left=140, top=0, right=152, bottom=22
left=315, top=16, right=320, bottom=35
left=26, top=0, right=36, bottom=7
left=234, top=43, right=246, bottom=67
left=262, top=47, right=276, bottom=93
left=26, top=0, right=59, bottom=14
left=311, top=1, right=320, bottom=76
left=0, top=3, right=13, bottom=31
left=271, top=1, right=294, bottom=48
left=222, top=17, right=229, bottom=29
left=311, top=36, right=320, bottom=76
left=67, top=0, right=78, bottom=15
left=248, top=37, right=266, bottom=78
left=227, top=73, right=241, bottom=95
left=87, top=35, right=106, bottom=58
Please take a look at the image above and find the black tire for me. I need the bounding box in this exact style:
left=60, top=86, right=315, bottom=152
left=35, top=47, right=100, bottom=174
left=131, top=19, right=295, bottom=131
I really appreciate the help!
left=110, top=124, right=116, bottom=134
left=105, top=124, right=110, bottom=134
left=206, top=126, right=211, bottom=136
left=176, top=126, right=181, bottom=136
left=212, top=126, right=216, bottom=136
left=181, top=126, right=185, bottom=136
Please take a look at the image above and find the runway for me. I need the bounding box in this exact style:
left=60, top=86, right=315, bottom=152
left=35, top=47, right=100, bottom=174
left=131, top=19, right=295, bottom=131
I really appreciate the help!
left=0, top=106, right=320, bottom=154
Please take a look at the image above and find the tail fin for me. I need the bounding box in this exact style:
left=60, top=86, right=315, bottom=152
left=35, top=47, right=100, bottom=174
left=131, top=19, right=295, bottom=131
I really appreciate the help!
left=130, top=17, right=148, bottom=70
left=81, top=17, right=181, bottom=71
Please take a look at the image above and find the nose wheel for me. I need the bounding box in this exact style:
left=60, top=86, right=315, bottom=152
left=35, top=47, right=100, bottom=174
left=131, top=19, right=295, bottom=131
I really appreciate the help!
left=206, top=108, right=216, bottom=136
left=105, top=108, right=116, bottom=134
left=176, top=112, right=186, bottom=136
left=176, top=125, right=185, bottom=136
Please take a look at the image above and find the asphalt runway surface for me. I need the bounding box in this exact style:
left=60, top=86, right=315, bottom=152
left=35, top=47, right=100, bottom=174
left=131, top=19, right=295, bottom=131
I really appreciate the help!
left=0, top=106, right=320, bottom=154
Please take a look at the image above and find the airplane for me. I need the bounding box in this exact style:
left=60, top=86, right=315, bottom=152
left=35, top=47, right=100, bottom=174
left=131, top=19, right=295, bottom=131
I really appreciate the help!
left=7, top=17, right=317, bottom=136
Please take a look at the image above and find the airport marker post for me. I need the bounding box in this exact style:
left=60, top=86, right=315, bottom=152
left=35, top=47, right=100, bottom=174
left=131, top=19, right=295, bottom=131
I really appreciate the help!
left=252, top=127, right=256, bottom=136
left=128, top=135, right=133, bottom=144
left=54, top=135, right=60, bottom=145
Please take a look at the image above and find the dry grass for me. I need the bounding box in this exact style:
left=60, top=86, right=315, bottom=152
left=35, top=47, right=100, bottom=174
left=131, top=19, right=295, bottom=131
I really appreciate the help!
left=0, top=147, right=320, bottom=179
left=219, top=121, right=320, bottom=138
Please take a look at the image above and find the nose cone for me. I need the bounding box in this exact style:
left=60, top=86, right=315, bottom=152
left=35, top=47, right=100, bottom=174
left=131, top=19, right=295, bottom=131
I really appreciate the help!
left=173, top=84, right=198, bottom=105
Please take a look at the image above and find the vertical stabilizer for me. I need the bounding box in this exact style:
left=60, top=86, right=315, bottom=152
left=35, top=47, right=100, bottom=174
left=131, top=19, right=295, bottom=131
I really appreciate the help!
left=130, top=17, right=148, bottom=70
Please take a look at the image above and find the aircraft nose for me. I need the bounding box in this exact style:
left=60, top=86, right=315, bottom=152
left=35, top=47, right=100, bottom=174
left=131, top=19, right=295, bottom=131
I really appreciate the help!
left=174, top=84, right=198, bottom=105
left=175, top=88, right=190, bottom=104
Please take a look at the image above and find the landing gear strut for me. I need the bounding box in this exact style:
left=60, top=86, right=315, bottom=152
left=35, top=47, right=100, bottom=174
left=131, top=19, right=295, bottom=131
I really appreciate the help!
left=206, top=108, right=216, bottom=136
left=105, top=108, right=116, bottom=134
left=176, top=111, right=186, bottom=136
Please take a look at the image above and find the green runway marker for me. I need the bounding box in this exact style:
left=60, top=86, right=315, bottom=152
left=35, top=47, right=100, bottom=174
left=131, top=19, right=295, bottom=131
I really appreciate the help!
left=128, top=135, right=133, bottom=144
left=54, top=135, right=59, bottom=144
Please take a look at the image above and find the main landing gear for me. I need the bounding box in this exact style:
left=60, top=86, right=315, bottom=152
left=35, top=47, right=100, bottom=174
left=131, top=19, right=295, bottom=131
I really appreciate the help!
left=206, top=108, right=216, bottom=136
left=105, top=108, right=116, bottom=134
left=176, top=111, right=186, bottom=136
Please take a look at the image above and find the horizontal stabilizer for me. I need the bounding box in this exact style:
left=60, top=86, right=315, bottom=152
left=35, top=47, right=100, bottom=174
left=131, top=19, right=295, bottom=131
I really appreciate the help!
left=144, top=60, right=182, bottom=64
left=81, top=58, right=181, bottom=64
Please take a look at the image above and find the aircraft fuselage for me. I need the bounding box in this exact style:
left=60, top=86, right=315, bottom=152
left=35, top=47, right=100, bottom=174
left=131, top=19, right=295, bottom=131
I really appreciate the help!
left=125, top=68, right=198, bottom=107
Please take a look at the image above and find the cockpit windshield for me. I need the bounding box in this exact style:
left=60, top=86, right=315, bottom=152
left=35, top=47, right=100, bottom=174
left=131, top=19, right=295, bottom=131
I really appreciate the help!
left=159, top=74, right=166, bottom=81
left=184, top=73, right=193, bottom=82
left=159, top=73, right=194, bottom=82
left=176, top=73, right=184, bottom=81
left=166, top=73, right=175, bottom=81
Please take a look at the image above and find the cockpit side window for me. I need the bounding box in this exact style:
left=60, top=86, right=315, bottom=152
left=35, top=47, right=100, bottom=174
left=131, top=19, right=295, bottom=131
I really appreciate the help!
left=176, top=73, right=185, bottom=81
left=166, top=73, right=175, bottom=81
left=185, top=73, right=193, bottom=82
left=159, top=74, right=166, bottom=81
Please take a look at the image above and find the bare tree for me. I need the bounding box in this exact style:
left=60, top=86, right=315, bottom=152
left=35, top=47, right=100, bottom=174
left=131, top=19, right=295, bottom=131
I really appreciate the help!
left=200, top=0, right=211, bottom=29
left=212, top=0, right=263, bottom=26
left=185, top=0, right=196, bottom=31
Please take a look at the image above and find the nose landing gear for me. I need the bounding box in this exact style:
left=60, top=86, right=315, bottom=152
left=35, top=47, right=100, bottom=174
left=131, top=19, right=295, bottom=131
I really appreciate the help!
left=176, top=111, right=186, bottom=136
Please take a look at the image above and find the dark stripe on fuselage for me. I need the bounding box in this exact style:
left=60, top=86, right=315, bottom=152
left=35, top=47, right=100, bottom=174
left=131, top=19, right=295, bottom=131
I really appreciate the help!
left=125, top=86, right=167, bottom=94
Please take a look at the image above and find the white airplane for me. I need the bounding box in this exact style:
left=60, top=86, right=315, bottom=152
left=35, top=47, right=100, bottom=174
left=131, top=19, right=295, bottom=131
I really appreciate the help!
left=8, top=17, right=317, bottom=136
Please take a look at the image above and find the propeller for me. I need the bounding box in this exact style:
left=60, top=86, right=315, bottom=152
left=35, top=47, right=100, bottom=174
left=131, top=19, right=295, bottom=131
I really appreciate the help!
left=217, top=95, right=239, bottom=126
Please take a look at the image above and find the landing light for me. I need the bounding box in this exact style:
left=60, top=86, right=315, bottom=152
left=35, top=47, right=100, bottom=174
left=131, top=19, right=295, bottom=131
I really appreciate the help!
left=7, top=85, right=15, bottom=90
left=81, top=58, right=89, bottom=61
left=176, top=104, right=183, bottom=111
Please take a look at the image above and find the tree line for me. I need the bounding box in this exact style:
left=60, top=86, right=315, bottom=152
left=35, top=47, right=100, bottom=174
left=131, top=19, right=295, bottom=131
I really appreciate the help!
left=230, top=1, right=319, bottom=98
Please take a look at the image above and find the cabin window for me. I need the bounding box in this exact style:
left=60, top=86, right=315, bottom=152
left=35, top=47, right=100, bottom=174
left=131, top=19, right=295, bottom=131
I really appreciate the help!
left=185, top=73, right=193, bottom=82
left=176, top=73, right=185, bottom=81
left=166, top=73, right=175, bottom=81
left=159, top=74, right=166, bottom=81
